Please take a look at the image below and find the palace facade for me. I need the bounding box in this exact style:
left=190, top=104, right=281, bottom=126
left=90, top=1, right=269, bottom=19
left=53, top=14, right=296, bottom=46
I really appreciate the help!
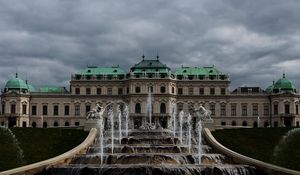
left=1, top=57, right=299, bottom=128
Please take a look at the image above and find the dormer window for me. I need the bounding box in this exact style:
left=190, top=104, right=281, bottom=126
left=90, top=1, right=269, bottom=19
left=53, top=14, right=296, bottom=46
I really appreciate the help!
left=183, top=70, right=187, bottom=73
left=113, top=69, right=117, bottom=73
left=87, top=70, right=91, bottom=73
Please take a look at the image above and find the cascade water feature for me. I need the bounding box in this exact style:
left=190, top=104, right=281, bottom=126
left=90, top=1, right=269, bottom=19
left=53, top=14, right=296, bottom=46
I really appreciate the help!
left=172, top=104, right=177, bottom=137
left=117, top=105, right=122, bottom=144
left=0, top=126, right=25, bottom=165
left=108, top=107, right=114, bottom=154
left=198, top=120, right=203, bottom=164
left=44, top=103, right=257, bottom=175
left=96, top=116, right=104, bottom=164
left=124, top=105, right=129, bottom=136
left=187, top=113, right=192, bottom=153
left=179, top=110, right=184, bottom=143
left=146, top=88, right=153, bottom=125
left=41, top=115, right=44, bottom=128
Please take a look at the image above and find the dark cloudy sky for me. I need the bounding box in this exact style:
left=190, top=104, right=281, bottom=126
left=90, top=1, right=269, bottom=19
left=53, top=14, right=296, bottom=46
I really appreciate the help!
left=1, top=0, right=300, bottom=90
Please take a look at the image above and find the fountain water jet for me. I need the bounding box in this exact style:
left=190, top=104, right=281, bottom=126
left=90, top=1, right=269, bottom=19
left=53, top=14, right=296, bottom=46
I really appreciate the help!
left=172, top=104, right=177, bottom=137
left=197, top=120, right=203, bottom=164
left=117, top=105, right=122, bottom=144
left=187, top=113, right=192, bottom=154
left=179, top=110, right=184, bottom=143
left=146, top=88, right=153, bottom=125
left=108, top=108, right=114, bottom=154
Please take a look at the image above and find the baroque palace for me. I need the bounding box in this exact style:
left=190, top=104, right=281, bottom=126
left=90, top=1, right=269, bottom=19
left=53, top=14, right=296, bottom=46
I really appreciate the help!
left=0, top=57, right=299, bottom=128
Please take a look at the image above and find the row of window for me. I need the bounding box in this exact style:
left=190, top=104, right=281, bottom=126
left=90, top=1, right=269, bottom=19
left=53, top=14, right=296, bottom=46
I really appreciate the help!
left=31, top=121, right=80, bottom=128
left=73, top=86, right=227, bottom=95
left=3, top=103, right=299, bottom=116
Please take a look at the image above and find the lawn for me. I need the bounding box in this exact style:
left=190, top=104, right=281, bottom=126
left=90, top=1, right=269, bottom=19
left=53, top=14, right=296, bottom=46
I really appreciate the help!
left=0, top=127, right=88, bottom=171
left=212, top=127, right=300, bottom=171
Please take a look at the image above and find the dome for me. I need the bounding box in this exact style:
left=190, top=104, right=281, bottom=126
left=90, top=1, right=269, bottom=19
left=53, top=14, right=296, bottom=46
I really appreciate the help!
left=273, top=74, right=296, bottom=93
left=5, top=74, right=28, bottom=91
left=265, top=85, right=274, bottom=93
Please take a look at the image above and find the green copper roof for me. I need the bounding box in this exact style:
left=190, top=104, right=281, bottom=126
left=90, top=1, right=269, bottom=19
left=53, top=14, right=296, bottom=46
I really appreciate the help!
left=27, top=84, right=36, bottom=92
left=130, top=59, right=171, bottom=73
left=265, top=85, right=274, bottom=93
left=76, top=66, right=126, bottom=75
left=175, top=66, right=223, bottom=76
left=273, top=74, right=296, bottom=91
left=38, top=86, right=68, bottom=93
left=5, top=76, right=28, bottom=90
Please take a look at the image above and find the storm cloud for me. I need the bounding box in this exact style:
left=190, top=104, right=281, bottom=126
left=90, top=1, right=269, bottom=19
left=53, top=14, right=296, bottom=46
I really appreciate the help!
left=1, top=0, right=300, bottom=90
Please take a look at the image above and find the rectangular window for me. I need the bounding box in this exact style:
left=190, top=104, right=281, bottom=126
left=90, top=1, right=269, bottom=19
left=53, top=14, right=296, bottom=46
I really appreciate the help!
left=22, top=105, right=27, bottom=115
left=86, top=105, right=91, bottom=114
left=75, top=105, right=80, bottom=116
left=285, top=104, right=290, bottom=114
left=242, top=103, right=247, bottom=116
left=118, top=88, right=123, bottom=95
left=11, top=104, right=16, bottom=114
left=178, top=88, right=183, bottom=95
left=127, top=87, right=129, bottom=94
left=32, top=106, right=37, bottom=115
left=221, top=104, right=226, bottom=116
left=221, top=88, right=226, bottom=95
left=210, top=88, right=215, bottom=95
left=231, top=104, right=236, bottom=116
left=107, top=88, right=113, bottom=95
left=188, top=87, right=193, bottom=95
left=210, top=104, right=215, bottom=115
left=43, top=105, right=48, bottom=115
left=64, top=105, right=69, bottom=115
left=199, top=88, right=204, bottom=95
left=75, top=88, right=80, bottom=95
left=53, top=105, right=59, bottom=116
left=97, top=88, right=102, bottom=95
left=86, top=88, right=91, bottom=95
left=296, top=105, right=299, bottom=115
left=263, top=104, right=269, bottom=115
left=252, top=104, right=258, bottom=116
left=274, top=104, right=278, bottom=115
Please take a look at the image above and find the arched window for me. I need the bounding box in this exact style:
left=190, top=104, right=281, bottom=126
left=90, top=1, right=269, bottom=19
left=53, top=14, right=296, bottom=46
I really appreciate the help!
left=264, top=121, right=269, bottom=128
left=160, top=103, right=166, bottom=114
left=32, top=122, right=36, bottom=128
left=231, top=121, right=236, bottom=126
left=135, top=103, right=141, bottom=114
left=172, top=87, right=175, bottom=94
left=54, top=121, right=59, bottom=127
left=65, top=122, right=70, bottom=126
left=242, top=121, right=247, bottom=126
left=43, top=122, right=47, bottom=128
left=253, top=121, right=258, bottom=128
left=160, top=86, right=166, bottom=93
left=221, top=122, right=226, bottom=126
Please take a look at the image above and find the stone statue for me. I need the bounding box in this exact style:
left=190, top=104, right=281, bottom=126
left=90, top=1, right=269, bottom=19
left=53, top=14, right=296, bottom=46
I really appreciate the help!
left=193, top=105, right=212, bottom=120
left=86, top=103, right=105, bottom=120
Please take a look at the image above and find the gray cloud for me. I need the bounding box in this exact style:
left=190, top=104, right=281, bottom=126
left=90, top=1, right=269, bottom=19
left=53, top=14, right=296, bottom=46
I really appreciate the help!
left=0, top=0, right=300, bottom=91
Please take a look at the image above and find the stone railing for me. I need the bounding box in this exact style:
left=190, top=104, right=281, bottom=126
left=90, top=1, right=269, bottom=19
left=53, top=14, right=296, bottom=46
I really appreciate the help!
left=0, top=128, right=97, bottom=175
left=203, top=128, right=300, bottom=175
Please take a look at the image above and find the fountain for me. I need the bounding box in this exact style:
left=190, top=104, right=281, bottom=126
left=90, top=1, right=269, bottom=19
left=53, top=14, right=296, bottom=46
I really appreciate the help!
left=0, top=126, right=25, bottom=166
left=43, top=103, right=257, bottom=175
left=179, top=110, right=184, bottom=143
left=146, top=88, right=154, bottom=128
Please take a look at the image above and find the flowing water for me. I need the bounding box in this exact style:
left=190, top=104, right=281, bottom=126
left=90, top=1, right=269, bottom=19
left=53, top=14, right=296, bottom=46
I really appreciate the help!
left=41, top=102, right=256, bottom=175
